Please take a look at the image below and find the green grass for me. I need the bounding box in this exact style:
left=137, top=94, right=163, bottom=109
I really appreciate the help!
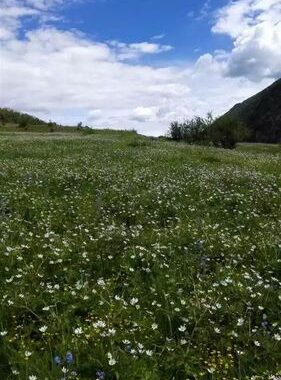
left=0, top=132, right=280, bottom=380
left=0, top=123, right=80, bottom=133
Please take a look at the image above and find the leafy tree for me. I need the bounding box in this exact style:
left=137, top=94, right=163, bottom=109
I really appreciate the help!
left=77, top=122, right=83, bottom=130
left=209, top=117, right=248, bottom=149
left=169, top=121, right=182, bottom=141
left=169, top=113, right=214, bottom=144
left=0, top=114, right=4, bottom=126
left=19, top=120, right=28, bottom=129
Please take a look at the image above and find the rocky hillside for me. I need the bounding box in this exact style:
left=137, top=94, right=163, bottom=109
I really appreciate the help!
left=224, top=78, right=281, bottom=143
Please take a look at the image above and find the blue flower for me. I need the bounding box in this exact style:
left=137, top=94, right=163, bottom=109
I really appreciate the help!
left=196, top=240, right=204, bottom=250
left=96, top=370, right=105, bottom=379
left=54, top=355, right=61, bottom=365
left=65, top=351, right=74, bottom=364
left=125, top=344, right=132, bottom=353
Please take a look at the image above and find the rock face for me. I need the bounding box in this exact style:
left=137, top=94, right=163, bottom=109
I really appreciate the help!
left=224, top=78, right=281, bottom=143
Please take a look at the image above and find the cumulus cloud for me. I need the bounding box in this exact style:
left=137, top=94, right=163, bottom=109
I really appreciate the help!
left=0, top=25, right=190, bottom=134
left=0, top=0, right=278, bottom=135
left=212, top=0, right=281, bottom=80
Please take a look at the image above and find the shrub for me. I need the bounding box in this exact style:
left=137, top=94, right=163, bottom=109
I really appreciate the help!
left=168, top=113, right=249, bottom=149
left=168, top=113, right=214, bottom=144
left=209, top=117, right=249, bottom=149
left=18, top=120, right=28, bottom=129
left=169, top=121, right=182, bottom=141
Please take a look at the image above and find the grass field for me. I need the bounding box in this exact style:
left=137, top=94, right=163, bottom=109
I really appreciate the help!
left=0, top=131, right=280, bottom=380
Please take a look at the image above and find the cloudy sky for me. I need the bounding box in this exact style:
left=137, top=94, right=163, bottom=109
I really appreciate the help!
left=0, top=0, right=280, bottom=135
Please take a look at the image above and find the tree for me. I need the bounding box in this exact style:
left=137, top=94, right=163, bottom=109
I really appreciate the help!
left=19, top=120, right=28, bottom=129
left=169, top=121, right=182, bottom=141
left=0, top=114, right=4, bottom=126
left=209, top=117, right=248, bottom=149
left=168, top=113, right=214, bottom=144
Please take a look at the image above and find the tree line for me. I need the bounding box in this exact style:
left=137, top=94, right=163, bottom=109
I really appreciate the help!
left=168, top=113, right=248, bottom=149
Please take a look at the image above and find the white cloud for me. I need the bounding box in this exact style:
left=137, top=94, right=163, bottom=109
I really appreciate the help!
left=131, top=107, right=159, bottom=123
left=151, top=34, right=166, bottom=41
left=0, top=4, right=40, bottom=40
left=108, top=41, right=173, bottom=60
left=0, top=0, right=279, bottom=135
left=212, top=0, right=281, bottom=80
left=0, top=26, right=190, bottom=135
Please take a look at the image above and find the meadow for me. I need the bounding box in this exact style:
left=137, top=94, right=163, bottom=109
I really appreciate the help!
left=0, top=131, right=280, bottom=380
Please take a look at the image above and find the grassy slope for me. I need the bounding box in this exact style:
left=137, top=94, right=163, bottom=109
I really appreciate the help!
left=0, top=123, right=79, bottom=133
left=0, top=132, right=280, bottom=379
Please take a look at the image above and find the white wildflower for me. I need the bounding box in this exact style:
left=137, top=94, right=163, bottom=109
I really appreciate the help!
left=74, top=327, right=83, bottom=336
left=39, top=325, right=48, bottom=333
left=130, top=297, right=139, bottom=306
left=178, top=325, right=186, bottom=332
left=273, top=333, right=281, bottom=341
left=237, top=318, right=244, bottom=326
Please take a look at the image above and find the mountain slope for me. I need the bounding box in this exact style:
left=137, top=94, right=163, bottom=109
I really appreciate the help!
left=0, top=107, right=47, bottom=126
left=224, top=78, right=281, bottom=143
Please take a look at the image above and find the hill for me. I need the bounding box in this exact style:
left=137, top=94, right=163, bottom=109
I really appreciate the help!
left=0, top=107, right=82, bottom=133
left=0, top=107, right=48, bottom=126
left=223, top=78, right=281, bottom=143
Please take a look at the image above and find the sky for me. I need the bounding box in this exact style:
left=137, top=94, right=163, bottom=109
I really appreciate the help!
left=0, top=0, right=280, bottom=135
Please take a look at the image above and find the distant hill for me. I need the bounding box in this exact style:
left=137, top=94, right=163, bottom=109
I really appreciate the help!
left=0, top=108, right=82, bottom=133
left=0, top=107, right=48, bottom=126
left=223, top=78, right=281, bottom=143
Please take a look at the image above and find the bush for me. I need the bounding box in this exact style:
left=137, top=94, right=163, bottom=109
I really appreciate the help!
left=169, top=121, right=182, bottom=141
left=168, top=113, right=214, bottom=144
left=168, top=114, right=249, bottom=149
left=209, top=117, right=248, bottom=149
left=18, top=120, right=28, bottom=129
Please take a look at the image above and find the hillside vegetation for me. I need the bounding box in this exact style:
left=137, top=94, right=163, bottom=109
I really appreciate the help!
left=168, top=79, right=281, bottom=147
left=0, top=108, right=79, bottom=133
left=0, top=108, right=47, bottom=126
left=0, top=132, right=280, bottom=379
left=223, top=78, right=281, bottom=143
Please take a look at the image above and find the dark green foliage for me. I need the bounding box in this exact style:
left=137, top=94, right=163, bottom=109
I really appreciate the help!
left=209, top=117, right=249, bottom=149
left=169, top=121, right=182, bottom=141
left=168, top=113, right=249, bottom=149
left=19, top=119, right=28, bottom=129
left=168, top=113, right=213, bottom=144
left=0, top=107, right=47, bottom=126
left=0, top=349, right=10, bottom=378
left=48, top=120, right=57, bottom=132
left=77, top=121, right=83, bottom=130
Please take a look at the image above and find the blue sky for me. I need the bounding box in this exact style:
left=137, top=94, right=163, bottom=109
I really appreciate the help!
left=63, top=0, right=229, bottom=58
left=25, top=0, right=232, bottom=63
left=0, top=0, right=280, bottom=135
